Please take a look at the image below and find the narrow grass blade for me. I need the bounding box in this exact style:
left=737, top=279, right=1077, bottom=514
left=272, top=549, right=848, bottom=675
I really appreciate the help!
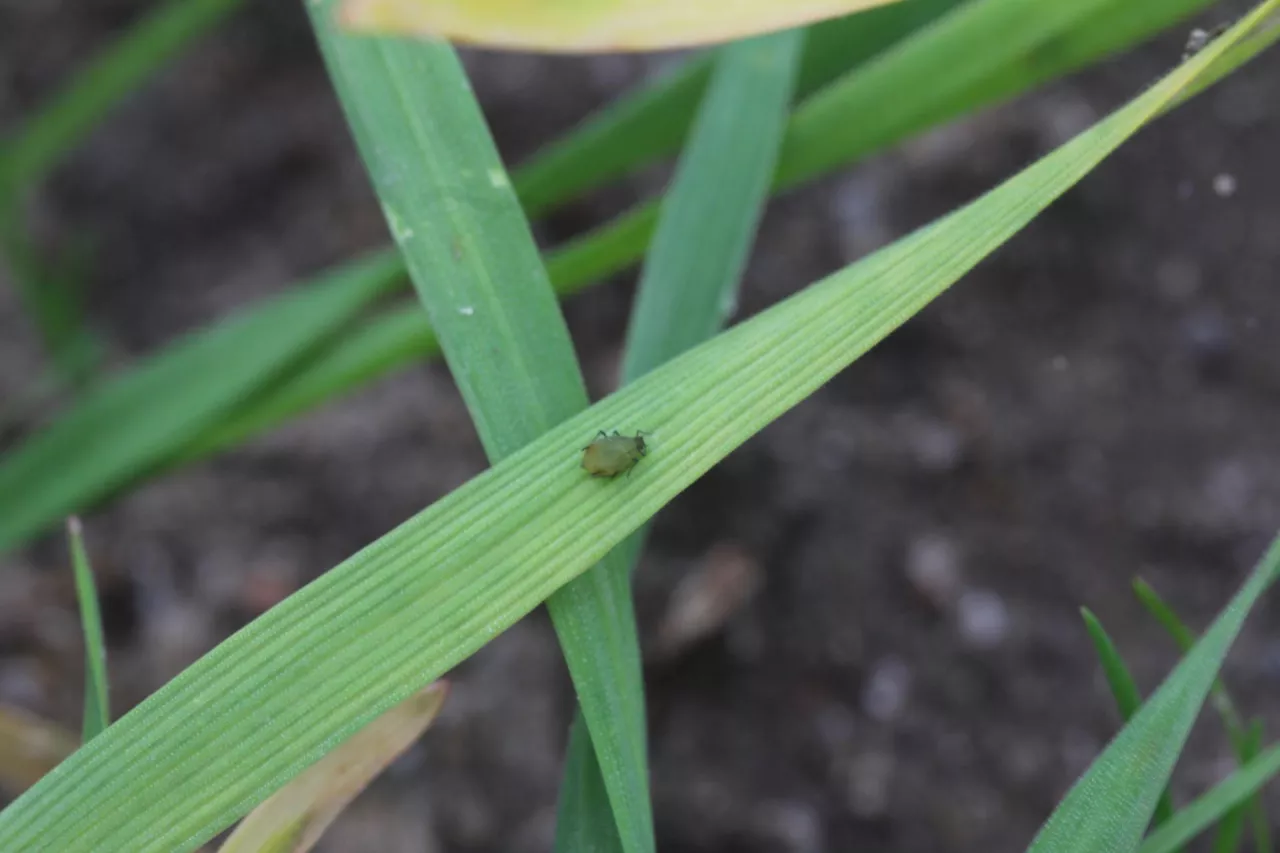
left=0, top=707, right=77, bottom=796
left=0, top=0, right=246, bottom=194
left=306, top=8, right=652, bottom=853
left=1247, top=722, right=1273, bottom=853
left=555, top=29, right=803, bottom=847
left=513, top=60, right=711, bottom=219
left=1208, top=722, right=1262, bottom=853
left=66, top=517, right=109, bottom=743
left=1134, top=580, right=1249, bottom=741
left=775, top=0, right=1219, bottom=187
left=1133, top=578, right=1274, bottom=853
left=336, top=0, right=903, bottom=53
left=621, top=32, right=802, bottom=382
left=1025, top=531, right=1280, bottom=853
left=180, top=304, right=427, bottom=461
left=1081, top=608, right=1176, bottom=829
left=1139, top=741, right=1280, bottom=853
left=1210, top=800, right=1247, bottom=853
left=1135, top=578, right=1230, bottom=657
left=0, top=12, right=1269, bottom=849
left=0, top=252, right=402, bottom=553
left=218, top=682, right=447, bottom=853
left=1081, top=608, right=1143, bottom=718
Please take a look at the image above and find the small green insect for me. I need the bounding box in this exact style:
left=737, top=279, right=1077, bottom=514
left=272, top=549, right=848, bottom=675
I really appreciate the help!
left=581, top=430, right=648, bottom=478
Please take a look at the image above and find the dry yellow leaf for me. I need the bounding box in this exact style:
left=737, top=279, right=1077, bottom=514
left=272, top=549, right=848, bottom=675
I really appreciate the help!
left=337, top=0, right=903, bottom=52
left=218, top=681, right=448, bottom=853
left=0, top=705, right=78, bottom=796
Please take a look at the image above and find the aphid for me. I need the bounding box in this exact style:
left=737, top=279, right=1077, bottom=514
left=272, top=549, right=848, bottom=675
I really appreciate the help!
left=581, top=430, right=648, bottom=478
left=1182, top=22, right=1230, bottom=60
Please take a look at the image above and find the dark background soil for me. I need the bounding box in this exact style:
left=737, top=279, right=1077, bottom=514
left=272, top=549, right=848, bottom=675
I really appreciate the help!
left=2, top=2, right=1280, bottom=851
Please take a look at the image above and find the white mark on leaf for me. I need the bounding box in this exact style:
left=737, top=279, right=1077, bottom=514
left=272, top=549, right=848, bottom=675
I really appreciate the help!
left=382, top=204, right=414, bottom=242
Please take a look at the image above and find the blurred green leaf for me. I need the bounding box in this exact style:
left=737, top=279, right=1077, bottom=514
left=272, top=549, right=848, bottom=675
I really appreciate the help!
left=0, top=0, right=246, bottom=194
left=1247, top=721, right=1273, bottom=853
left=539, top=0, right=1229, bottom=299
left=0, top=252, right=402, bottom=553
left=179, top=304, right=423, bottom=460
left=514, top=0, right=965, bottom=216
left=0, top=218, right=101, bottom=390
left=1210, top=794, right=1247, bottom=853
left=774, top=0, right=1220, bottom=187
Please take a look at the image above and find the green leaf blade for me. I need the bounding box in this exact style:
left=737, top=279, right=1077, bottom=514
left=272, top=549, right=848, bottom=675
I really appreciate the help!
left=776, top=0, right=1220, bottom=188
left=67, top=517, right=109, bottom=743
left=622, top=30, right=803, bottom=382
left=1131, top=578, right=1277, bottom=853
left=179, top=302, right=428, bottom=462
left=555, top=28, right=804, bottom=847
left=1082, top=608, right=1144, bottom=719
left=305, top=9, right=653, bottom=853
left=1081, top=608, right=1176, bottom=829
left=1139, top=741, right=1280, bottom=853
left=555, top=716, right=625, bottom=853
left=1029, top=540, right=1280, bottom=853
